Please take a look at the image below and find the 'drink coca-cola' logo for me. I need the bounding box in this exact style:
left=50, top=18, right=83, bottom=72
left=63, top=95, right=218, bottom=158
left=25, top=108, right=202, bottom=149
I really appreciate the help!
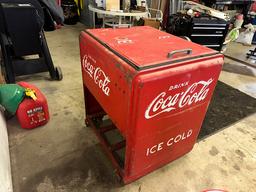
left=145, top=78, right=214, bottom=119
left=82, top=54, right=110, bottom=96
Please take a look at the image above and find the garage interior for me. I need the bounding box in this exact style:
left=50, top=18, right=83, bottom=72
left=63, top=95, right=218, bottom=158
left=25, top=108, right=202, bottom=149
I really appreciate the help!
left=1, top=1, right=256, bottom=192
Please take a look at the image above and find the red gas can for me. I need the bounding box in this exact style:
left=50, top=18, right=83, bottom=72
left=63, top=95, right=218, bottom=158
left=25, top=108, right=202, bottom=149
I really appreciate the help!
left=80, top=26, right=223, bottom=183
left=16, top=82, right=49, bottom=129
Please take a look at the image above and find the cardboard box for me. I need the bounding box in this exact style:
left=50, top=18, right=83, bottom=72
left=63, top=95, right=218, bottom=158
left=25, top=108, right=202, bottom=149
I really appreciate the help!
left=106, top=0, right=120, bottom=11
left=143, top=18, right=160, bottom=29
left=0, top=77, right=5, bottom=84
left=0, top=74, right=5, bottom=84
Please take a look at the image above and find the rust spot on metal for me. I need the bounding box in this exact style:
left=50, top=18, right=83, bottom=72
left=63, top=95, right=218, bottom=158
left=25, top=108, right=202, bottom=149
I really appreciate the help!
left=124, top=73, right=134, bottom=85
left=115, top=62, right=137, bottom=86
left=115, top=62, right=126, bottom=73
left=139, top=82, right=144, bottom=89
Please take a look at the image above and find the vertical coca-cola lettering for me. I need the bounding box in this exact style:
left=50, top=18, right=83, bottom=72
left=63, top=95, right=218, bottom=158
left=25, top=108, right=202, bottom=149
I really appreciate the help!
left=82, top=54, right=111, bottom=96
left=145, top=78, right=214, bottom=119
left=94, top=68, right=110, bottom=96
left=82, top=55, right=94, bottom=77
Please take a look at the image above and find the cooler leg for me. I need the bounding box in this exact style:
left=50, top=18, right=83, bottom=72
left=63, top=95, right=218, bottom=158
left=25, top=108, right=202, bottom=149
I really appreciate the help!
left=83, top=85, right=105, bottom=124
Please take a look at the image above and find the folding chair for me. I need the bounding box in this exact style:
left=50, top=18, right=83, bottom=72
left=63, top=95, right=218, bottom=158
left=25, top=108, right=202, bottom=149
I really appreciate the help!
left=0, top=0, right=62, bottom=83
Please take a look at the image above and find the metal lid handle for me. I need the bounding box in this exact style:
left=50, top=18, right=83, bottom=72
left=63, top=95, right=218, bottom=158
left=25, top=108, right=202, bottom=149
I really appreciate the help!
left=167, top=49, right=192, bottom=58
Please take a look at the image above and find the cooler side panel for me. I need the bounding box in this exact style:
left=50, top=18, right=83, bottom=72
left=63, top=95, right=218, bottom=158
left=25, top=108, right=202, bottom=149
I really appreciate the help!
left=124, top=55, right=223, bottom=181
left=79, top=31, right=135, bottom=136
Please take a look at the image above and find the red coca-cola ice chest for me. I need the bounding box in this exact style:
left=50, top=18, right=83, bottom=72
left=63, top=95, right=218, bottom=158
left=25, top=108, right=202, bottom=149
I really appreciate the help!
left=79, top=26, right=223, bottom=183
left=17, top=82, right=49, bottom=129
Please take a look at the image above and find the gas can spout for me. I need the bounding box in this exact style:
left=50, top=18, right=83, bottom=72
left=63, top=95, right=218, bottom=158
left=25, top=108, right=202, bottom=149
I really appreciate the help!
left=25, top=88, right=37, bottom=101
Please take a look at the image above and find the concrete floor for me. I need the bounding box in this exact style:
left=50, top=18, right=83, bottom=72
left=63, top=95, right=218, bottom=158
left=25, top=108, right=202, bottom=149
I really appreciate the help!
left=224, top=42, right=256, bottom=77
left=7, top=23, right=256, bottom=192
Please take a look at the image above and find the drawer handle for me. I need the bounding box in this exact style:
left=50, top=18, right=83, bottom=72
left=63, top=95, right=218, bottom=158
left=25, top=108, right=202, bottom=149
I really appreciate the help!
left=167, top=49, right=192, bottom=58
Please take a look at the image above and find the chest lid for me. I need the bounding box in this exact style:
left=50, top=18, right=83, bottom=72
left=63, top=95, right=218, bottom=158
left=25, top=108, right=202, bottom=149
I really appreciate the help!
left=86, top=26, right=218, bottom=70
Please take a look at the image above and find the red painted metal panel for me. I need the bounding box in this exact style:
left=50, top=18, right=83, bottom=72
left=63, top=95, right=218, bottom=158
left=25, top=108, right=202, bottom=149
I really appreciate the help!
left=125, top=57, right=222, bottom=180
left=80, top=31, right=136, bottom=136
left=80, top=26, right=223, bottom=183
left=86, top=26, right=217, bottom=69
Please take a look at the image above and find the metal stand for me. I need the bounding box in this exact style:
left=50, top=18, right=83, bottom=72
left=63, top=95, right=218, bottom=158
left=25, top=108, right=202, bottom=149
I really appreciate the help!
left=88, top=4, right=148, bottom=28
left=86, top=112, right=126, bottom=180
left=83, top=84, right=126, bottom=180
